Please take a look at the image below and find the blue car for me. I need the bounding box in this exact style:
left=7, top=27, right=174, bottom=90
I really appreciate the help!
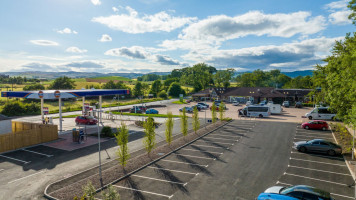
left=257, top=185, right=333, bottom=200
left=145, top=109, right=159, bottom=114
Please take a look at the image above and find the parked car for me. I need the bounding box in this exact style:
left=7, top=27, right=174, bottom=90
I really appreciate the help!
left=214, top=100, right=221, bottom=104
left=196, top=104, right=207, bottom=110
left=191, top=105, right=202, bottom=111
left=282, top=101, right=290, bottom=108
left=295, top=101, right=303, bottom=108
left=179, top=107, right=193, bottom=113
left=294, top=139, right=342, bottom=156
left=130, top=106, right=147, bottom=113
left=75, top=116, right=98, bottom=125
left=301, top=120, right=328, bottom=131
left=257, top=185, right=333, bottom=200
left=304, top=107, right=337, bottom=120
left=186, top=99, right=192, bottom=103
left=198, top=102, right=209, bottom=108
left=246, top=101, right=252, bottom=106
left=210, top=104, right=227, bottom=111
left=232, top=101, right=239, bottom=106
left=145, top=109, right=159, bottom=114
left=268, top=101, right=274, bottom=104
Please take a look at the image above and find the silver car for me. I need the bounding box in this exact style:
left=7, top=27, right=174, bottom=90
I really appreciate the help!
left=294, top=139, right=342, bottom=156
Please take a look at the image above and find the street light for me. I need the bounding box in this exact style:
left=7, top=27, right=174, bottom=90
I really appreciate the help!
left=94, top=108, right=103, bottom=188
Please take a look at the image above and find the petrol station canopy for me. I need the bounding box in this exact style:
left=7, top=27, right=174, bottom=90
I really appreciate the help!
left=1, top=89, right=130, bottom=99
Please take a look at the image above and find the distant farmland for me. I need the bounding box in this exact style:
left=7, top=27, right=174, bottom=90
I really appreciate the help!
left=86, top=76, right=133, bottom=83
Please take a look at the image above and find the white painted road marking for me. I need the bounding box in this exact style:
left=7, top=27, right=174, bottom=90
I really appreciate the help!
left=131, top=174, right=186, bottom=185
left=175, top=154, right=216, bottom=160
left=290, top=158, right=347, bottom=167
left=290, top=151, right=344, bottom=160
left=113, top=185, right=173, bottom=199
left=148, top=166, right=197, bottom=175
left=204, top=136, right=238, bottom=142
left=288, top=165, right=352, bottom=176
left=181, top=148, right=223, bottom=154
left=22, top=149, right=53, bottom=157
left=161, top=159, right=208, bottom=167
left=294, top=135, right=332, bottom=139
left=190, top=144, right=228, bottom=149
left=209, top=134, right=240, bottom=139
left=198, top=141, right=233, bottom=145
left=8, top=170, right=46, bottom=184
left=284, top=172, right=350, bottom=186
left=0, top=155, right=30, bottom=164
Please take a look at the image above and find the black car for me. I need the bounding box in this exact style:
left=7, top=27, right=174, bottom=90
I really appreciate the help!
left=191, top=105, right=201, bottom=111
left=295, top=101, right=303, bottom=108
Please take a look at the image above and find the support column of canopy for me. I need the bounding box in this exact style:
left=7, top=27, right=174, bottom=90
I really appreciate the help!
left=59, top=98, right=62, bottom=132
left=41, top=98, right=44, bottom=122
left=82, top=97, right=85, bottom=115
left=99, top=95, right=102, bottom=124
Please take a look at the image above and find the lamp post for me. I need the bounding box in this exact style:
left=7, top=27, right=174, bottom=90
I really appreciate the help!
left=94, top=108, right=103, bottom=188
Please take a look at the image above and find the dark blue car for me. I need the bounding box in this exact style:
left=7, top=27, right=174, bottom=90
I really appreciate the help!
left=257, top=185, right=333, bottom=200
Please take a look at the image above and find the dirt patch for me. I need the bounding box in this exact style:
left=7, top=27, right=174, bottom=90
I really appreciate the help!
left=46, top=121, right=227, bottom=200
left=330, top=122, right=353, bottom=154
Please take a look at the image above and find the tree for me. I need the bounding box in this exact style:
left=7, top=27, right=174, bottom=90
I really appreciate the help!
left=181, top=63, right=215, bottom=91
left=23, top=83, right=45, bottom=91
left=348, top=0, right=356, bottom=25
left=211, top=102, right=217, bottom=123
left=102, top=184, right=120, bottom=200
left=168, top=82, right=184, bottom=97
left=133, top=82, right=144, bottom=97
left=150, top=80, right=162, bottom=97
left=116, top=122, right=130, bottom=167
left=47, top=76, right=76, bottom=89
left=163, top=78, right=178, bottom=90
left=143, top=117, right=156, bottom=155
left=180, top=108, right=188, bottom=137
left=192, top=106, right=200, bottom=134
left=165, top=112, right=174, bottom=146
left=219, top=102, right=225, bottom=120
left=102, top=80, right=128, bottom=89
left=82, top=181, right=95, bottom=200
left=158, top=90, right=168, bottom=99
left=214, top=69, right=235, bottom=87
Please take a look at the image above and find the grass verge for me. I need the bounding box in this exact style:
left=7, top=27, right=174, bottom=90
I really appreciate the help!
left=172, top=100, right=187, bottom=104
left=110, top=111, right=180, bottom=118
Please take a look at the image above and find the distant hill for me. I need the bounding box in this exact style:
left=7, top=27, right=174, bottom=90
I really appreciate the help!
left=234, top=70, right=314, bottom=78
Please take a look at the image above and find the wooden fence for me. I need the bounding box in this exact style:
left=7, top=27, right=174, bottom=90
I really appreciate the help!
left=0, top=121, right=58, bottom=153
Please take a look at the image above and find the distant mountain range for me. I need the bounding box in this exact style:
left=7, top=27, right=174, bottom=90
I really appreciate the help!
left=1, top=70, right=313, bottom=79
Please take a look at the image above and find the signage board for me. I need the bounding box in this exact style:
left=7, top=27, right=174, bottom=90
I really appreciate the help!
left=43, top=107, right=49, bottom=115
left=38, top=91, right=44, bottom=99
left=54, top=90, right=61, bottom=98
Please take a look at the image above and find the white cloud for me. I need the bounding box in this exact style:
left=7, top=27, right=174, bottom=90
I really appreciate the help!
left=324, top=0, right=348, bottom=11
left=66, top=46, right=88, bottom=53
left=91, top=0, right=101, bottom=6
left=112, top=7, right=118, bottom=12
left=92, top=6, right=197, bottom=33
left=179, top=11, right=325, bottom=42
left=99, top=34, right=112, bottom=42
left=30, top=40, right=59, bottom=46
left=329, top=10, right=352, bottom=24
left=57, top=28, right=78, bottom=34
left=105, top=46, right=149, bottom=59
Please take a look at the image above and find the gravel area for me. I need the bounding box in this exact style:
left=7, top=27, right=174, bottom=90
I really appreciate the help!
left=47, top=121, right=227, bottom=200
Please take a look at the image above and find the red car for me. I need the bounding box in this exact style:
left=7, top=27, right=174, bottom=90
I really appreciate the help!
left=301, top=120, right=328, bottom=131
left=75, top=116, right=98, bottom=125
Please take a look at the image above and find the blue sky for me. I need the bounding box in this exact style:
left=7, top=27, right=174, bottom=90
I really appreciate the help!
left=0, top=0, right=354, bottom=73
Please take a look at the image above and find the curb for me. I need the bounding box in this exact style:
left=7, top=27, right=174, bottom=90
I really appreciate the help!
left=329, top=124, right=356, bottom=181
left=44, top=120, right=231, bottom=200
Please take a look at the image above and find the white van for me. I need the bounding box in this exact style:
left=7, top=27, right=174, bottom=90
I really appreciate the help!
left=239, top=106, right=271, bottom=118
left=304, top=107, right=336, bottom=120
left=266, top=103, right=282, bottom=114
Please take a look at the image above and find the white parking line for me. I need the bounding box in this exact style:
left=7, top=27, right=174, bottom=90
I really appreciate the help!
left=288, top=165, right=352, bottom=176
left=295, top=132, right=331, bottom=136
left=161, top=159, right=208, bottom=167
left=290, top=151, right=344, bottom=160
left=175, top=154, right=216, bottom=160
left=0, top=155, right=30, bottom=164
left=204, top=136, right=238, bottom=142
left=22, top=149, right=53, bottom=157
left=0, top=169, right=4, bottom=172
left=209, top=134, right=240, bottom=139
left=131, top=174, right=186, bottom=185
left=180, top=148, right=223, bottom=154
left=190, top=144, right=228, bottom=149
left=277, top=181, right=354, bottom=200
left=113, top=185, right=173, bottom=199
left=290, top=157, right=347, bottom=167
left=8, top=170, right=46, bottom=184
left=197, top=141, right=234, bottom=145
left=294, top=135, right=332, bottom=139
left=148, top=166, right=198, bottom=175
left=284, top=172, right=350, bottom=186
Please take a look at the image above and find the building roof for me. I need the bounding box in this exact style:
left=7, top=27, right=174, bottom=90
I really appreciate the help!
left=1, top=89, right=129, bottom=100
left=222, top=87, right=286, bottom=98
left=276, top=89, right=312, bottom=96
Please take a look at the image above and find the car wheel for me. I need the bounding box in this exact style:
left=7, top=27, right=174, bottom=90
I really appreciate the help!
left=308, top=116, right=312, bottom=120
left=305, top=126, right=309, bottom=130
left=259, top=114, right=263, bottom=118
left=299, top=146, right=307, bottom=153
left=322, top=127, right=326, bottom=131
left=327, top=149, right=336, bottom=156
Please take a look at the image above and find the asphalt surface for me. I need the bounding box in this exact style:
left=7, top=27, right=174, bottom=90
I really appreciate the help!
left=95, top=119, right=297, bottom=200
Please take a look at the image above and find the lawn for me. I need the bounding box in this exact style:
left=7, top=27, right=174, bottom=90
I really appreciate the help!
left=110, top=111, right=180, bottom=118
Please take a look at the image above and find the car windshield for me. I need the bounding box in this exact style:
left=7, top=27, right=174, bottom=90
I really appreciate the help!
left=279, top=186, right=291, bottom=194
left=86, top=116, right=94, bottom=119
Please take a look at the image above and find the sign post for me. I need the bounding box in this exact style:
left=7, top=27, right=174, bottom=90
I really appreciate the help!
left=38, top=91, right=44, bottom=121
left=54, top=91, right=62, bottom=132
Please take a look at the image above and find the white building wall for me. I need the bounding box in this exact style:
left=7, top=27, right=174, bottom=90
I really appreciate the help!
left=0, top=120, right=12, bottom=134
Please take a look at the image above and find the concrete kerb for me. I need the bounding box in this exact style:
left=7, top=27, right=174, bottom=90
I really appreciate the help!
left=44, top=120, right=232, bottom=200
left=329, top=125, right=356, bottom=182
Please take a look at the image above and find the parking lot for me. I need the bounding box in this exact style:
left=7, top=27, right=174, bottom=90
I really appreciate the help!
left=277, top=125, right=354, bottom=200
left=94, top=120, right=256, bottom=199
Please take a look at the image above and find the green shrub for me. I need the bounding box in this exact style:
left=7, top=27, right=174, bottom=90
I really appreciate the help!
left=158, top=91, right=168, bottom=99
left=101, top=126, right=114, bottom=137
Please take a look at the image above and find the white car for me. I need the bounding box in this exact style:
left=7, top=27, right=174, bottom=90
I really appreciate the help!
left=246, top=101, right=252, bottom=106
left=232, top=101, right=239, bottom=106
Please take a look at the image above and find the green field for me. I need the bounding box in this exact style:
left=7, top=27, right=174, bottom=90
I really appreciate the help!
left=90, top=76, right=131, bottom=81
